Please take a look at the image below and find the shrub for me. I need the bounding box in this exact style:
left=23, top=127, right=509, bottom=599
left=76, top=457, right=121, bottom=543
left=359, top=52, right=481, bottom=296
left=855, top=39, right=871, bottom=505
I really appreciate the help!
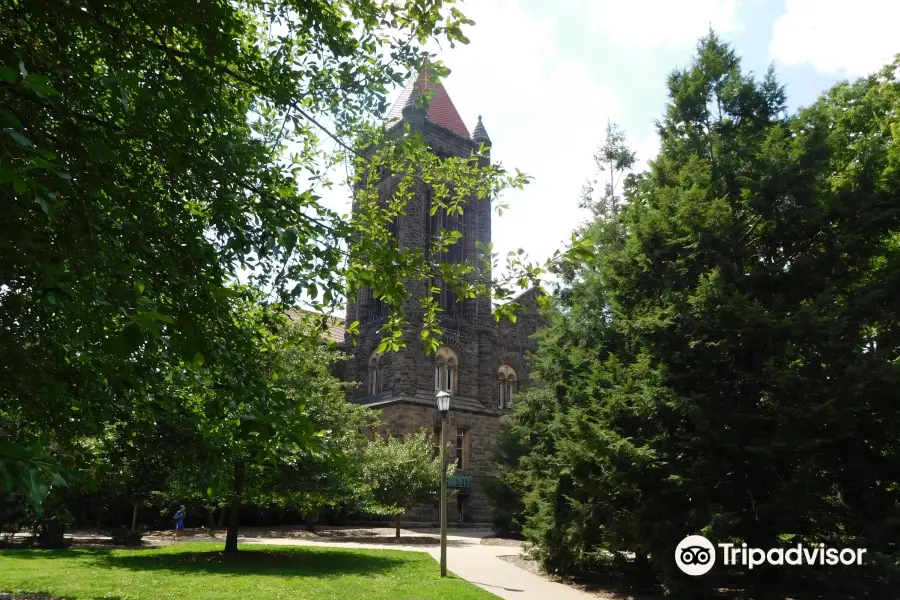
left=31, top=516, right=71, bottom=549
left=104, top=526, right=145, bottom=547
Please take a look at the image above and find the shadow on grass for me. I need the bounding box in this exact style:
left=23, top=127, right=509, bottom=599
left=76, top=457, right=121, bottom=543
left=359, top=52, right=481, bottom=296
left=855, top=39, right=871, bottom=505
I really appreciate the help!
left=0, top=548, right=114, bottom=560
left=0, top=593, right=125, bottom=600
left=93, top=547, right=409, bottom=578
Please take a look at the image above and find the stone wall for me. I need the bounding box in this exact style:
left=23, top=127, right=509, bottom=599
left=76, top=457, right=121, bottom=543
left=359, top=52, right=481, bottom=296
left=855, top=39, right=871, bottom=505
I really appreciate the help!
left=375, top=402, right=502, bottom=525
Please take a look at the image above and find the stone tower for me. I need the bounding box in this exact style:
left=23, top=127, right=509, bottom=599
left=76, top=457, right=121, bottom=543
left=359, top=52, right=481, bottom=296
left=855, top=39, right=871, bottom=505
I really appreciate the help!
left=342, top=70, right=544, bottom=525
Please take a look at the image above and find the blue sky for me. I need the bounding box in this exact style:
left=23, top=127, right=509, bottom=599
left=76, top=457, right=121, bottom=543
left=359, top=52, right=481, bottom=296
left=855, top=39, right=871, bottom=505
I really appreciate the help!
left=314, top=0, right=898, bottom=310
left=409, top=0, right=900, bottom=270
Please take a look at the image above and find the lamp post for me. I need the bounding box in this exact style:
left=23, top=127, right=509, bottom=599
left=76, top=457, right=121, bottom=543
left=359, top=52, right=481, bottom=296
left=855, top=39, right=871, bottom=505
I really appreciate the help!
left=436, top=389, right=451, bottom=577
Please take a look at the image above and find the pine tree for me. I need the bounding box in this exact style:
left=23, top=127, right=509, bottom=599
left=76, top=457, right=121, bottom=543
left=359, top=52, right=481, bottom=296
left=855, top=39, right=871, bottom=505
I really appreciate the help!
left=507, top=33, right=900, bottom=599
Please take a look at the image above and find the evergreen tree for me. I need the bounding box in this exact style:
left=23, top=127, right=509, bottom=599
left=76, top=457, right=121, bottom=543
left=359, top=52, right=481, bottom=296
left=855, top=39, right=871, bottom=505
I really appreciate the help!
left=506, top=33, right=900, bottom=599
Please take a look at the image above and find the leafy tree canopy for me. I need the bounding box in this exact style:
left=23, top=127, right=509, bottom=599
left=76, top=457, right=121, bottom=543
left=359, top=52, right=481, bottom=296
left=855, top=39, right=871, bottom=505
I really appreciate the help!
left=1, top=0, right=569, bottom=508
left=361, top=427, right=453, bottom=536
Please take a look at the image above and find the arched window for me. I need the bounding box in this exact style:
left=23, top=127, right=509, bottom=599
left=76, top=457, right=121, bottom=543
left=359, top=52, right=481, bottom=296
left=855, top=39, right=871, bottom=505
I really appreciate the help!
left=368, top=350, right=384, bottom=395
left=498, top=364, right=517, bottom=409
left=434, top=346, right=458, bottom=393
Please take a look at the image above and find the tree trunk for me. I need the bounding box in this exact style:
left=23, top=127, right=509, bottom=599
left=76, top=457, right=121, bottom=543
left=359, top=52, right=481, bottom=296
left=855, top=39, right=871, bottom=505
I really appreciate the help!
left=131, top=504, right=138, bottom=533
left=394, top=514, right=401, bottom=540
left=224, top=461, right=245, bottom=554
left=95, top=491, right=103, bottom=531
left=217, top=508, right=226, bottom=529
left=304, top=512, right=316, bottom=532
left=206, top=507, right=216, bottom=531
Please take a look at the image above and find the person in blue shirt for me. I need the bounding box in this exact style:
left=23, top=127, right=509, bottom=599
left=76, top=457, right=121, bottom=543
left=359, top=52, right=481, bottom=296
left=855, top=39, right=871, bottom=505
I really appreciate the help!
left=173, top=505, right=185, bottom=538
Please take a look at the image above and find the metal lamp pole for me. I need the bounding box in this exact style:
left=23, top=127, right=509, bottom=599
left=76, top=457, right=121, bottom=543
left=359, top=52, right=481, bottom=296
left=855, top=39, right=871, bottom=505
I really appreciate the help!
left=436, top=390, right=451, bottom=577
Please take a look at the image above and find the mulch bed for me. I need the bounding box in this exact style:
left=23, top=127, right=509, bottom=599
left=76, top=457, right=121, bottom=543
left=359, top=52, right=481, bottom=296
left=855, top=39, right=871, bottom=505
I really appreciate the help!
left=498, top=553, right=542, bottom=574
left=480, top=536, right=524, bottom=547
left=497, top=555, right=663, bottom=600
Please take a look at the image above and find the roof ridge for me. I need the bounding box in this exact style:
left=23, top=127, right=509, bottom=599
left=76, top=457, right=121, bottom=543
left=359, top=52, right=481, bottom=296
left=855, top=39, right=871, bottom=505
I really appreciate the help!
left=386, top=69, right=470, bottom=139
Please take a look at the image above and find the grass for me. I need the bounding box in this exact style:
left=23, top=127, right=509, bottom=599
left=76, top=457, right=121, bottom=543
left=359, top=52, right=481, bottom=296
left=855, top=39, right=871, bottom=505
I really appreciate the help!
left=0, top=542, right=499, bottom=600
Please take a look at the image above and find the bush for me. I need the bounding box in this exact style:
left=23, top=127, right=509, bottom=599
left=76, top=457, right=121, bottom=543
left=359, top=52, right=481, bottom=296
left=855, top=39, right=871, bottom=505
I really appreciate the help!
left=104, top=526, right=145, bottom=547
left=31, top=516, right=71, bottom=549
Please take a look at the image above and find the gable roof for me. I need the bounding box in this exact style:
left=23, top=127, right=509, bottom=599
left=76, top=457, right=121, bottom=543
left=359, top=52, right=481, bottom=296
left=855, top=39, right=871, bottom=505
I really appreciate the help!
left=386, top=70, right=470, bottom=139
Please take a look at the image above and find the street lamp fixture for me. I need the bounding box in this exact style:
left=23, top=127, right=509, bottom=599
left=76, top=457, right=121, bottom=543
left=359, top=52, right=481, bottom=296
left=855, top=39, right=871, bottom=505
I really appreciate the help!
left=436, top=390, right=451, bottom=415
left=435, top=389, right=451, bottom=577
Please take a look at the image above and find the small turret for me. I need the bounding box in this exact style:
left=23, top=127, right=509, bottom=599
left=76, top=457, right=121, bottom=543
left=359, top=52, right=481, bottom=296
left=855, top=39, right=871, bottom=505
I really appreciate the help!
left=472, top=115, right=491, bottom=146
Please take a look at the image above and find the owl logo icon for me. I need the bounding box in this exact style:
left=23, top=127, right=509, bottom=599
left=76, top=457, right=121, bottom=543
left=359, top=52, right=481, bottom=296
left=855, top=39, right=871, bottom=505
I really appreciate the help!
left=675, top=535, right=716, bottom=576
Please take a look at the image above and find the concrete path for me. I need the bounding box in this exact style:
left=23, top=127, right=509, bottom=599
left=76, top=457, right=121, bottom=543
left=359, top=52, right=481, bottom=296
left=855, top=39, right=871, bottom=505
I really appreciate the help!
left=426, top=540, right=597, bottom=599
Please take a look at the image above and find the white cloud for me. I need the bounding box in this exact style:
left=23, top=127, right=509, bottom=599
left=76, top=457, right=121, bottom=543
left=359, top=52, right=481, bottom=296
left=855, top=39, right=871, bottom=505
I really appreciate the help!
left=770, top=0, right=900, bottom=76
left=437, top=0, right=622, bottom=267
left=586, top=0, right=741, bottom=49
left=633, top=131, right=662, bottom=174
left=317, top=1, right=628, bottom=282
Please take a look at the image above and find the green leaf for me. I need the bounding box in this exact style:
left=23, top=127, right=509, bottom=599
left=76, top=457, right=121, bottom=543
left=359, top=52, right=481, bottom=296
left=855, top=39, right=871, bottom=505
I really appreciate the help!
left=35, top=195, right=53, bottom=216
left=24, top=73, right=50, bottom=86
left=13, top=176, right=27, bottom=196
left=282, top=229, right=298, bottom=253
left=141, top=311, right=175, bottom=323
left=0, top=67, right=17, bottom=83
left=6, top=129, right=33, bottom=147
left=24, top=468, right=48, bottom=506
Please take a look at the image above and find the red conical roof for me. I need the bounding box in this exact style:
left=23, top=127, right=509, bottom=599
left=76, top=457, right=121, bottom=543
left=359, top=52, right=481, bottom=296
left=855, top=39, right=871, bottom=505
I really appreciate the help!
left=387, top=71, right=470, bottom=139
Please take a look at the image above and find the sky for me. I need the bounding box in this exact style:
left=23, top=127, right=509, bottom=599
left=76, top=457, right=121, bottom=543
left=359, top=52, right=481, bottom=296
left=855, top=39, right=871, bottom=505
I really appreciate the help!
left=314, top=0, right=899, bottom=308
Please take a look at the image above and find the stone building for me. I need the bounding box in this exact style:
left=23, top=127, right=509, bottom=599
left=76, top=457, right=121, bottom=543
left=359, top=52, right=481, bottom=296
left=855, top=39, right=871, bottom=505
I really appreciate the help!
left=338, top=70, right=546, bottom=525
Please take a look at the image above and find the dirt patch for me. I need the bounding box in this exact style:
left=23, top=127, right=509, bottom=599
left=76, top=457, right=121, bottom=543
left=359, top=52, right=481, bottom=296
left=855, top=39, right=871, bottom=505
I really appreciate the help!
left=315, top=529, right=383, bottom=538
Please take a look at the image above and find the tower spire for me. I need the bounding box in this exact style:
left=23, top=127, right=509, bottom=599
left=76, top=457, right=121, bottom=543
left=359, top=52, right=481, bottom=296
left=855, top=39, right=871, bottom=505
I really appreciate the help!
left=472, top=115, right=491, bottom=146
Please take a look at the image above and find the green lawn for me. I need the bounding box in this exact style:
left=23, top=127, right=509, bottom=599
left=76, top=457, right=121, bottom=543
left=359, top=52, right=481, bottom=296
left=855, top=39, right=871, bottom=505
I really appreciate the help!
left=0, top=542, right=498, bottom=600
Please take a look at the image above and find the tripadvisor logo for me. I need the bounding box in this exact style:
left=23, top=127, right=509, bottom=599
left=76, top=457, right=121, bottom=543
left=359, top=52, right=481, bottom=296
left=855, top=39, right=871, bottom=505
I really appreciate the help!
left=675, top=535, right=866, bottom=576
left=676, top=535, right=716, bottom=576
